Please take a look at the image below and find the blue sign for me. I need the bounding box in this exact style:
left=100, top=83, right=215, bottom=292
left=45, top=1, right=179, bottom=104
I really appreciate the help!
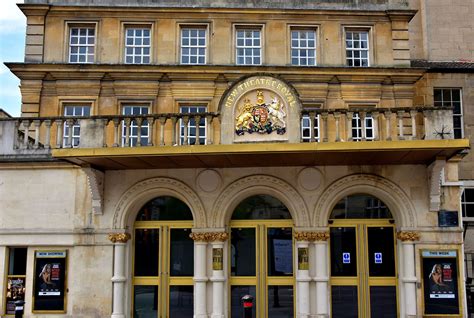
left=375, top=252, right=383, bottom=264
left=343, top=252, right=351, bottom=264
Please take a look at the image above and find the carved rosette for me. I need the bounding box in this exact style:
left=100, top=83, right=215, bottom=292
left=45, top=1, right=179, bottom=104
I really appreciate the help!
left=108, top=233, right=131, bottom=243
left=397, top=231, right=421, bottom=242
left=190, top=232, right=229, bottom=242
left=294, top=231, right=330, bottom=242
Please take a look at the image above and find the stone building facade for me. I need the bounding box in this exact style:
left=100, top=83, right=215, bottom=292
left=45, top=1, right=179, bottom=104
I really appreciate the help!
left=0, top=0, right=472, bottom=317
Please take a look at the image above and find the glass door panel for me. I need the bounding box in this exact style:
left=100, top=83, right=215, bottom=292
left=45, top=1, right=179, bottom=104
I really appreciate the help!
left=134, top=229, right=159, bottom=276
left=169, top=286, right=193, bottom=318
left=369, top=286, right=397, bottom=318
left=170, top=228, right=194, bottom=276
left=267, top=286, right=294, bottom=317
left=267, top=228, right=293, bottom=276
left=231, top=286, right=257, bottom=318
left=331, top=286, right=359, bottom=318
left=231, top=227, right=256, bottom=276
left=133, top=285, right=158, bottom=318
left=330, top=227, right=357, bottom=277
left=367, top=227, right=395, bottom=277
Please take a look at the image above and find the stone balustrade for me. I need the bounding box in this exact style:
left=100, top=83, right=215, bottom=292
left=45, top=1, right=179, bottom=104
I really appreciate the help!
left=0, top=107, right=455, bottom=157
left=300, top=107, right=454, bottom=143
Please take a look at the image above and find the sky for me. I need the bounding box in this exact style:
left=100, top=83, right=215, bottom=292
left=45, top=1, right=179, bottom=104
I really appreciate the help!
left=0, top=0, right=25, bottom=117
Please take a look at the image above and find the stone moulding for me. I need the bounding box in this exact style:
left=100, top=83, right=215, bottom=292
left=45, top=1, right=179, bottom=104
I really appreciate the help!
left=189, top=232, right=229, bottom=242
left=397, top=231, right=420, bottom=242
left=294, top=231, right=330, bottom=242
left=108, top=232, right=131, bottom=243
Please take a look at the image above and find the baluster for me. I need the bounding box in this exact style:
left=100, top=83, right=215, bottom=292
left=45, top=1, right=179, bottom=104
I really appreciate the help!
left=171, top=116, right=178, bottom=146
left=346, top=111, right=353, bottom=141
left=206, top=114, right=214, bottom=145
left=360, top=111, right=367, bottom=141
left=136, top=117, right=143, bottom=147
left=195, top=115, right=202, bottom=145
left=113, top=118, right=120, bottom=147
left=309, top=111, right=316, bottom=142
left=182, top=115, right=190, bottom=146
left=13, top=120, right=20, bottom=149
left=410, top=110, right=417, bottom=140
left=124, top=118, right=131, bottom=147
left=33, top=120, right=41, bottom=149
left=372, top=112, right=380, bottom=141
left=397, top=110, right=405, bottom=140
left=321, top=112, right=328, bottom=142
left=147, top=116, right=154, bottom=146
left=334, top=112, right=341, bottom=142
left=66, top=118, right=74, bottom=148
left=22, top=120, right=30, bottom=149
left=159, top=116, right=166, bottom=146
left=384, top=110, right=392, bottom=141
left=102, top=118, right=109, bottom=148
left=56, top=119, right=63, bottom=148
left=44, top=120, right=52, bottom=149
left=423, top=110, right=432, bottom=140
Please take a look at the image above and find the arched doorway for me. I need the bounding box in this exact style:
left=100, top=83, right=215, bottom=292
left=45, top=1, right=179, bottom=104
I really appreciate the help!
left=132, top=196, right=194, bottom=318
left=329, top=194, right=397, bottom=318
left=229, top=194, right=294, bottom=317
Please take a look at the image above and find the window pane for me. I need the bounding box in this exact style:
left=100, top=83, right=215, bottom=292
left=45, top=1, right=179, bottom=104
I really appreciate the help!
left=170, top=228, right=194, bottom=276
left=231, top=286, right=256, bottom=318
left=169, top=286, right=193, bottom=318
left=330, top=227, right=357, bottom=277
left=267, top=228, right=293, bottom=276
left=330, top=194, right=392, bottom=219
left=232, top=195, right=291, bottom=220
left=134, top=229, right=159, bottom=276
left=331, top=286, right=358, bottom=318
left=268, top=286, right=294, bottom=318
left=367, top=227, right=395, bottom=277
left=370, top=286, right=397, bottom=318
left=231, top=228, right=256, bottom=276
left=8, top=248, right=27, bottom=275
left=134, top=286, right=158, bottom=318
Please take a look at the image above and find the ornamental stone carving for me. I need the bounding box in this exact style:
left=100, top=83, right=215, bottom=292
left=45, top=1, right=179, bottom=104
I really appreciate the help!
left=190, top=232, right=229, bottom=242
left=294, top=231, right=330, bottom=242
left=108, top=233, right=131, bottom=243
left=397, top=231, right=421, bottom=242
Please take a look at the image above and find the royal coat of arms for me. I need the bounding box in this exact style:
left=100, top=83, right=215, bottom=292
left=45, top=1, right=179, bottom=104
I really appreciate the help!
left=235, top=90, right=287, bottom=135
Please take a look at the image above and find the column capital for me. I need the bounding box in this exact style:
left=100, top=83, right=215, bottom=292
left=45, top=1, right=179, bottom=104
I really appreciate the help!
left=108, top=232, right=131, bottom=243
left=190, top=232, right=229, bottom=242
left=294, top=231, right=329, bottom=242
left=397, top=231, right=420, bottom=242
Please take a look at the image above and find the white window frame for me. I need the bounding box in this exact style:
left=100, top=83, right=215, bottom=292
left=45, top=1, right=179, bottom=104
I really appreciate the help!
left=179, top=106, right=207, bottom=145
left=301, top=113, right=320, bottom=142
left=121, top=105, right=150, bottom=147
left=352, top=113, right=375, bottom=141
left=124, top=25, right=151, bottom=64
left=63, top=105, right=91, bottom=148
left=180, top=26, right=207, bottom=65
left=235, top=26, right=263, bottom=65
left=345, top=28, right=370, bottom=67
left=461, top=187, right=474, bottom=220
left=434, top=88, right=464, bottom=139
left=290, top=28, right=317, bottom=66
left=68, top=24, right=97, bottom=64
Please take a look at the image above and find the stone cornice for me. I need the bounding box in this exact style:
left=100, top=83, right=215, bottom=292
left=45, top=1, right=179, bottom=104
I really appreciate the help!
left=5, top=63, right=426, bottom=84
left=189, top=232, right=229, bottom=242
left=294, top=231, right=330, bottom=242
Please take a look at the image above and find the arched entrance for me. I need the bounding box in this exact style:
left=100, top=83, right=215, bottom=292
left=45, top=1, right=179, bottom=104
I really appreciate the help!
left=132, top=196, right=194, bottom=318
left=229, top=194, right=294, bottom=318
left=329, top=194, right=397, bottom=318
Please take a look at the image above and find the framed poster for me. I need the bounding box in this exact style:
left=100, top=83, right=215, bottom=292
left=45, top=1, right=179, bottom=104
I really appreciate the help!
left=5, top=276, right=26, bottom=314
left=422, top=250, right=460, bottom=316
left=33, top=250, right=67, bottom=313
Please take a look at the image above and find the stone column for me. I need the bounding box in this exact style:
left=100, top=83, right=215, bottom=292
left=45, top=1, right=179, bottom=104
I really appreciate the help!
left=210, top=233, right=229, bottom=318
left=190, top=232, right=210, bottom=318
left=108, top=233, right=131, bottom=318
left=313, top=232, right=330, bottom=318
left=295, top=231, right=330, bottom=318
left=294, top=236, right=311, bottom=318
left=397, top=231, right=420, bottom=318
